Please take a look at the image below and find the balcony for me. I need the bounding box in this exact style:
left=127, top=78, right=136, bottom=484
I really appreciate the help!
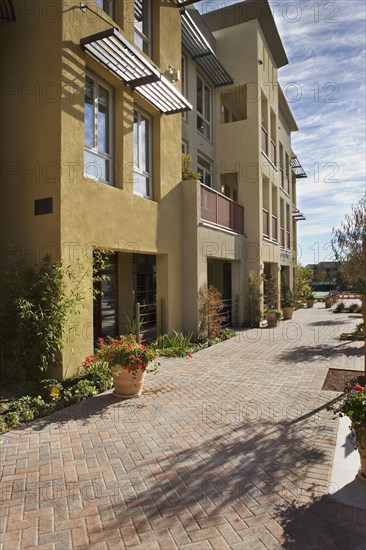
left=261, top=126, right=268, bottom=156
left=270, top=139, right=276, bottom=165
left=201, top=184, right=244, bottom=234
left=262, top=208, right=269, bottom=237
left=272, top=215, right=278, bottom=241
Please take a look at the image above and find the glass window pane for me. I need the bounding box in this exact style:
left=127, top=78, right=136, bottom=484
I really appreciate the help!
left=133, top=110, right=139, bottom=169
left=133, top=171, right=150, bottom=197
left=134, top=31, right=144, bottom=51
left=204, top=85, right=211, bottom=121
left=141, top=115, right=149, bottom=172
left=84, top=151, right=109, bottom=182
left=98, top=85, right=109, bottom=154
left=197, top=77, right=203, bottom=114
left=84, top=77, right=94, bottom=149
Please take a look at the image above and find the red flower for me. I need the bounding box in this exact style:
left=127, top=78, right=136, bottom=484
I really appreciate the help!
left=354, top=385, right=363, bottom=392
left=186, top=354, right=192, bottom=359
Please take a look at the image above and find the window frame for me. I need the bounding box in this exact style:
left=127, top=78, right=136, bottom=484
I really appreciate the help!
left=133, top=106, right=153, bottom=199
left=134, top=0, right=152, bottom=57
left=197, top=153, right=213, bottom=188
left=84, top=72, right=114, bottom=185
left=182, top=140, right=189, bottom=155
left=182, top=54, right=188, bottom=122
left=94, top=0, right=114, bottom=17
left=196, top=74, right=212, bottom=142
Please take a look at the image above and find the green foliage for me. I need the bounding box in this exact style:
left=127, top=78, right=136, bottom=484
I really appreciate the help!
left=247, top=271, right=262, bottom=327
left=0, top=256, right=85, bottom=380
left=62, top=380, right=97, bottom=405
left=84, top=360, right=113, bottom=392
left=199, top=284, right=225, bottom=340
left=334, top=301, right=346, bottom=313
left=4, top=411, right=20, bottom=429
left=294, top=264, right=313, bottom=305
left=182, top=154, right=202, bottom=181
left=329, top=384, right=366, bottom=448
left=264, top=274, right=278, bottom=311
left=280, top=277, right=294, bottom=308
left=151, top=330, right=193, bottom=357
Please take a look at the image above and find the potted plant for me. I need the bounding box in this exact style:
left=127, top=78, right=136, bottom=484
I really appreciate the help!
left=306, top=293, right=316, bottom=308
left=281, top=278, right=295, bottom=320
left=328, top=383, right=366, bottom=483
left=324, top=295, right=333, bottom=308
left=265, top=309, right=281, bottom=328
left=96, top=336, right=158, bottom=398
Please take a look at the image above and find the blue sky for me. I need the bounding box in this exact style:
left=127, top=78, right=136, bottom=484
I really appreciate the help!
left=196, top=0, right=366, bottom=266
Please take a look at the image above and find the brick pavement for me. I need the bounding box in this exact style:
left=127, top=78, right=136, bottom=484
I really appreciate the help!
left=1, top=303, right=365, bottom=549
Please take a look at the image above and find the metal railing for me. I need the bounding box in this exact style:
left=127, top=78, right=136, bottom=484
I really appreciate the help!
left=263, top=208, right=269, bottom=237
left=201, top=184, right=244, bottom=234
left=134, top=301, right=157, bottom=343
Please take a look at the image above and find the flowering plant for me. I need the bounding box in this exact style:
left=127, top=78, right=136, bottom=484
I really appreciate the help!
left=328, top=383, right=366, bottom=449
left=95, top=336, right=158, bottom=378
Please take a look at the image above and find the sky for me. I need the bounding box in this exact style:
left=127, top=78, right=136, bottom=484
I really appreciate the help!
left=196, top=0, right=366, bottom=266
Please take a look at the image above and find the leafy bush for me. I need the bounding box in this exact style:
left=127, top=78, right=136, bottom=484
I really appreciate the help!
left=199, top=284, right=225, bottom=340
left=348, top=302, right=360, bottom=313
left=4, top=412, right=20, bottom=429
left=151, top=330, right=193, bottom=357
left=264, top=274, right=278, bottom=311
left=281, top=277, right=294, bottom=308
left=84, top=361, right=113, bottom=392
left=247, top=272, right=262, bottom=327
left=334, top=301, right=346, bottom=313
left=63, top=380, right=97, bottom=405
left=182, top=154, right=202, bottom=181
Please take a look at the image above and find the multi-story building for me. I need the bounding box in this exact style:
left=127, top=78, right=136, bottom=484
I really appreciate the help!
left=0, top=0, right=306, bottom=378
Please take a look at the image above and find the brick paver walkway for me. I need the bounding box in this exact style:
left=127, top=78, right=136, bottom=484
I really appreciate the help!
left=1, top=304, right=365, bottom=549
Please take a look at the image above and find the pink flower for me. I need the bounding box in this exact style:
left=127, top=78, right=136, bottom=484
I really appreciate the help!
left=186, top=354, right=192, bottom=359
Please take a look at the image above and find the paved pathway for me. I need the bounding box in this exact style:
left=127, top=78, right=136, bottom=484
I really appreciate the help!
left=1, top=303, right=365, bottom=549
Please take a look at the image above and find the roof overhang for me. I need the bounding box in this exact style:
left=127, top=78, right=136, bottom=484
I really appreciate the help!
left=0, top=0, right=15, bottom=22
left=202, top=0, right=288, bottom=69
left=80, top=28, right=192, bottom=115
left=181, top=10, right=233, bottom=87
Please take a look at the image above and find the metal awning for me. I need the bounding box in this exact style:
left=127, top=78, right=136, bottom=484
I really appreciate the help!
left=80, top=28, right=192, bottom=115
left=181, top=10, right=233, bottom=87
left=291, top=156, right=307, bottom=178
left=177, top=0, right=201, bottom=6
left=292, top=209, right=306, bottom=221
left=0, top=0, right=15, bottom=22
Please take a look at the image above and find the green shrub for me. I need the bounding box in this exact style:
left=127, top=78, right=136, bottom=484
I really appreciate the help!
left=151, top=330, right=193, bottom=357
left=4, top=411, right=20, bottom=429
left=0, top=418, right=6, bottom=432
left=62, top=380, right=97, bottom=405
left=84, top=361, right=113, bottom=392
left=334, top=301, right=346, bottom=313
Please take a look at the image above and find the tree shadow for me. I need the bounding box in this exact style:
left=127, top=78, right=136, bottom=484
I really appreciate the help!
left=278, top=342, right=364, bottom=364
left=308, top=320, right=348, bottom=327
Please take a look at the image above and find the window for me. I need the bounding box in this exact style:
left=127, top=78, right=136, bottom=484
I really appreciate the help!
left=93, top=253, right=118, bottom=339
left=182, top=140, right=188, bottom=154
left=133, top=107, right=152, bottom=198
left=182, top=55, right=187, bottom=121
left=134, top=0, right=151, bottom=56
left=197, top=154, right=213, bottom=187
left=197, top=75, right=211, bottom=140
left=84, top=74, right=113, bottom=184
left=94, top=0, right=113, bottom=16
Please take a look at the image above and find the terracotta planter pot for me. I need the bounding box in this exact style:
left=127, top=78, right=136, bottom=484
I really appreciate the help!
left=324, top=298, right=332, bottom=308
left=357, top=445, right=366, bottom=483
left=306, top=299, right=315, bottom=308
left=282, top=307, right=294, bottom=320
left=111, top=366, right=146, bottom=398
left=265, top=312, right=278, bottom=328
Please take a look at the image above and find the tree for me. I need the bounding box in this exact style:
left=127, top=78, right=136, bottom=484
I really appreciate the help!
left=294, top=264, right=313, bottom=307
left=332, top=198, right=366, bottom=377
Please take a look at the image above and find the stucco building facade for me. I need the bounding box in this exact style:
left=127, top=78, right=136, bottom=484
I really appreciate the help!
left=0, top=0, right=306, bottom=377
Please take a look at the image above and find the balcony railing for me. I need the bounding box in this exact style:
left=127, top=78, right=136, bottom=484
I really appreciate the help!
left=286, top=230, right=290, bottom=249
left=272, top=215, right=278, bottom=241
left=201, top=184, right=244, bottom=234
left=261, top=126, right=268, bottom=156
left=262, top=208, right=269, bottom=237
left=280, top=227, right=285, bottom=248
left=270, top=139, right=276, bottom=165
